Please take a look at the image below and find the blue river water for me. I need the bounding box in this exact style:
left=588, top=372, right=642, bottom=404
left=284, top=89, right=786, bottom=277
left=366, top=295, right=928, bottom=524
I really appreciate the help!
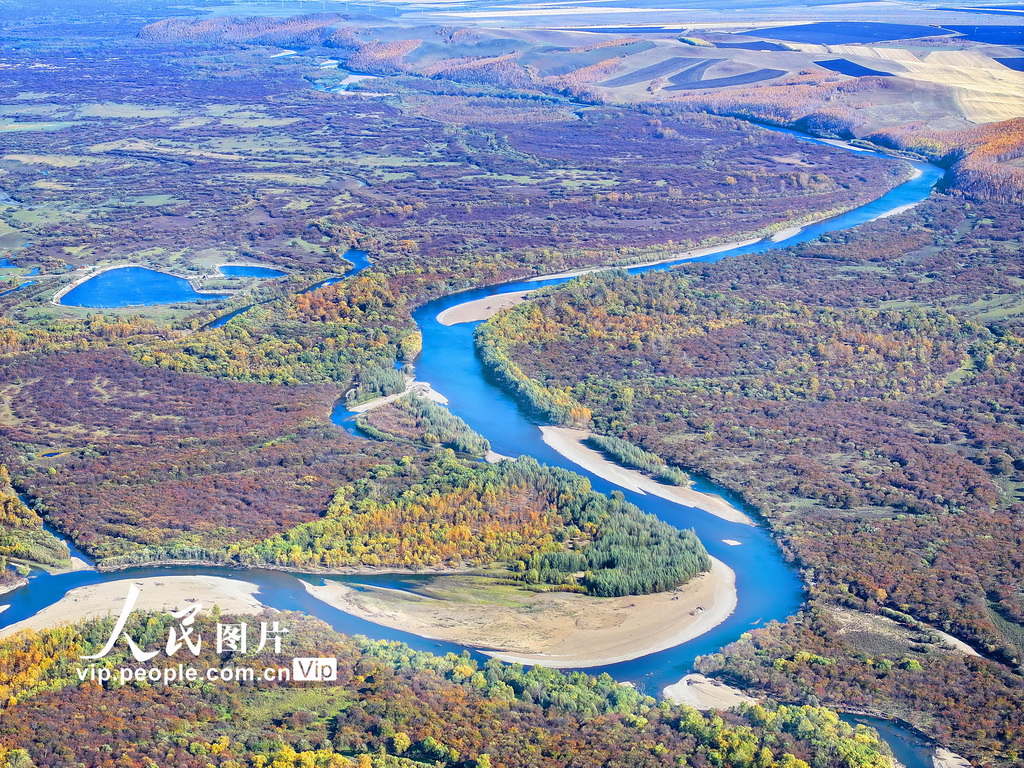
left=842, top=714, right=936, bottom=768
left=1, top=133, right=944, bottom=766
left=0, top=262, right=38, bottom=297
left=356, top=146, right=943, bottom=694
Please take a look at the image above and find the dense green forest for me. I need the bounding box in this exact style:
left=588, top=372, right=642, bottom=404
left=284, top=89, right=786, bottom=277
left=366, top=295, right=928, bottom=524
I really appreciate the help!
left=0, top=466, right=69, bottom=582
left=0, top=612, right=897, bottom=768
left=477, top=195, right=1024, bottom=763
left=357, top=394, right=491, bottom=458
left=585, top=434, right=691, bottom=486
left=239, top=454, right=710, bottom=597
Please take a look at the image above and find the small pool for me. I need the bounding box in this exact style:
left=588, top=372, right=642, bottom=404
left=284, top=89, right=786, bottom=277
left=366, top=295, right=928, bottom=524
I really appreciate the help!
left=60, top=266, right=228, bottom=308
left=218, top=264, right=287, bottom=278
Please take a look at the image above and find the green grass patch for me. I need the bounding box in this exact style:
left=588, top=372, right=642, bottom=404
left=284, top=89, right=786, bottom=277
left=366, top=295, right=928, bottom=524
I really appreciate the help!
left=987, top=600, right=1024, bottom=657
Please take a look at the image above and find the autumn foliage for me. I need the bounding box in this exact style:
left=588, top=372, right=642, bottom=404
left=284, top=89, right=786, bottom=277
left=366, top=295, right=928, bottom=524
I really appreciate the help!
left=0, top=613, right=898, bottom=768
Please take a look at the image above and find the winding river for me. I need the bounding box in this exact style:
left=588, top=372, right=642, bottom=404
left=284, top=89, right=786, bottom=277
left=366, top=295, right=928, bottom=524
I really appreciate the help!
left=1, top=130, right=944, bottom=766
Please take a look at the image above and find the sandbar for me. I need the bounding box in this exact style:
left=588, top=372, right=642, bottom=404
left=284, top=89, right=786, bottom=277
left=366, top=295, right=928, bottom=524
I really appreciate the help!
left=305, top=556, right=736, bottom=668
left=348, top=378, right=449, bottom=413
left=541, top=427, right=755, bottom=526
left=932, top=747, right=971, bottom=768
left=663, top=673, right=756, bottom=710
left=770, top=225, right=804, bottom=242
left=524, top=237, right=763, bottom=283
left=437, top=289, right=535, bottom=325
left=51, top=554, right=95, bottom=574
left=872, top=201, right=920, bottom=221
left=0, top=575, right=264, bottom=639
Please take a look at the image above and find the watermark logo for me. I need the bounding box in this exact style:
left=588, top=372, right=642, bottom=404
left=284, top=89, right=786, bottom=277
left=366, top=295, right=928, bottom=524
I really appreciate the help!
left=76, top=585, right=336, bottom=686
left=292, top=657, right=338, bottom=682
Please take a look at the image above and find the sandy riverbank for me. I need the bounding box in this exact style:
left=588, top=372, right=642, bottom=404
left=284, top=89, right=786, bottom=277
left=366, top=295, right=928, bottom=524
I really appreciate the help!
left=347, top=378, right=449, bottom=414
left=541, top=427, right=755, bottom=526
left=873, top=202, right=921, bottom=221
left=523, top=238, right=764, bottom=283
left=770, top=225, right=804, bottom=242
left=663, top=673, right=757, bottom=710
left=0, top=575, right=264, bottom=639
left=437, top=289, right=535, bottom=326
left=65, top=554, right=94, bottom=573
left=932, top=747, right=971, bottom=768
left=305, top=556, right=736, bottom=668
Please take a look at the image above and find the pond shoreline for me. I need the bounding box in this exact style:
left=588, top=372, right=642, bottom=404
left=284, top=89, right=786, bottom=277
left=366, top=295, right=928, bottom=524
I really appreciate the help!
left=51, top=263, right=234, bottom=307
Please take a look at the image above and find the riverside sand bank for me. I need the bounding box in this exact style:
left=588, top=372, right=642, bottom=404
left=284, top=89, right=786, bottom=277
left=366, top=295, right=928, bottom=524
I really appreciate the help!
left=663, top=673, right=757, bottom=710
left=437, top=289, right=535, bottom=325
left=541, top=427, right=756, bottom=526
left=347, top=377, right=448, bottom=413
left=522, top=238, right=765, bottom=284
left=304, top=556, right=736, bottom=668
left=0, top=575, right=264, bottom=639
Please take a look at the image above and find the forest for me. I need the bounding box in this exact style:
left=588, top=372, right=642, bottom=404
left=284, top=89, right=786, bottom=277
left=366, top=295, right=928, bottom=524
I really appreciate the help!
left=0, top=7, right=902, bottom=582
left=0, top=343, right=708, bottom=598
left=144, top=275, right=421, bottom=387
left=0, top=349, right=396, bottom=560
left=656, top=75, right=1024, bottom=203
left=0, top=19, right=906, bottom=305
left=477, top=194, right=1024, bottom=763
left=0, top=611, right=897, bottom=768
left=239, top=454, right=710, bottom=598
left=356, top=394, right=492, bottom=458
left=0, top=465, right=68, bottom=582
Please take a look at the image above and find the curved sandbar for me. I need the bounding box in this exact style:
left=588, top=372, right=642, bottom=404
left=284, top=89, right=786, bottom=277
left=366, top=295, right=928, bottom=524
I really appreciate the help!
left=304, top=556, right=736, bottom=669
left=541, top=427, right=756, bottom=526
left=347, top=378, right=449, bottom=413
left=0, top=575, right=264, bottom=639
left=663, top=673, right=757, bottom=711
left=933, top=748, right=971, bottom=768
left=437, top=289, right=535, bottom=326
